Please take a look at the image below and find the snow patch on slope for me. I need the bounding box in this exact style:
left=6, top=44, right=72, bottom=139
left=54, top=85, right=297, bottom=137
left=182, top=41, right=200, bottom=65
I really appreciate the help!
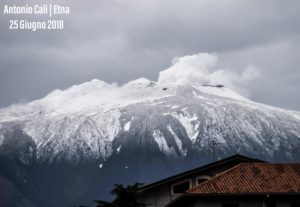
left=171, top=111, right=200, bottom=142
left=116, top=145, right=122, bottom=153
left=124, top=122, right=131, bottom=131
left=124, top=117, right=134, bottom=131
left=153, top=129, right=175, bottom=156
left=167, top=125, right=186, bottom=156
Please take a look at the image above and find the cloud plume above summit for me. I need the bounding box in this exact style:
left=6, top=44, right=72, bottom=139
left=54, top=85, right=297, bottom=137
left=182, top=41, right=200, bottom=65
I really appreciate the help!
left=158, top=53, right=260, bottom=96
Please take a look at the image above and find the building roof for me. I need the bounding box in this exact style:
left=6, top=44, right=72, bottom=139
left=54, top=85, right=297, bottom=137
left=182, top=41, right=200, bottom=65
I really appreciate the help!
left=188, top=163, right=300, bottom=194
left=138, top=154, right=264, bottom=192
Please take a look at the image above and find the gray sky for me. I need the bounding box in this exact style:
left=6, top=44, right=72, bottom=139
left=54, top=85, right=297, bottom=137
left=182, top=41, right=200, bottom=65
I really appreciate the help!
left=0, top=0, right=300, bottom=110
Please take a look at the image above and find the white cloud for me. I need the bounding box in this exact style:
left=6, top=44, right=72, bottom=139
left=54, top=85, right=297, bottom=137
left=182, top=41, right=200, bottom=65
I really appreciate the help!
left=157, top=52, right=260, bottom=96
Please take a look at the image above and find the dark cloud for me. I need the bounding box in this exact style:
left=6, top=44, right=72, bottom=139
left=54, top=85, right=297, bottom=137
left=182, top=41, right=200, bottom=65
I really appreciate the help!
left=0, top=0, right=300, bottom=110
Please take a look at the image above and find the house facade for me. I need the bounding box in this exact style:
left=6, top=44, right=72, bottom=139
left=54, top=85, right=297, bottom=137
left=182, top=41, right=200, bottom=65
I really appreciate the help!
left=137, top=155, right=300, bottom=207
left=137, top=154, right=263, bottom=207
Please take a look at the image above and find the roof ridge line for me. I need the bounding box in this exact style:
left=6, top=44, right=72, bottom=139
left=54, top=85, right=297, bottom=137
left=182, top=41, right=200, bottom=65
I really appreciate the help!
left=250, top=163, right=300, bottom=165
left=187, top=163, right=247, bottom=193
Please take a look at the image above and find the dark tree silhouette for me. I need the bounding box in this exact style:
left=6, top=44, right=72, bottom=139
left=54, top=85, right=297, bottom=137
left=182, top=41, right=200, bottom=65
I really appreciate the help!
left=94, top=183, right=145, bottom=207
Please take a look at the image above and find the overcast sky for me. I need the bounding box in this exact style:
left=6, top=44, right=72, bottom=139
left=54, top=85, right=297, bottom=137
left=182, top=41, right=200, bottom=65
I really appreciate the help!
left=0, top=0, right=300, bottom=110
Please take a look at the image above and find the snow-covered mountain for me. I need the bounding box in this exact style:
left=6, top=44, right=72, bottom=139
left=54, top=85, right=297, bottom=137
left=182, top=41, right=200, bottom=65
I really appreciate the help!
left=0, top=78, right=300, bottom=207
left=1, top=78, right=299, bottom=163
